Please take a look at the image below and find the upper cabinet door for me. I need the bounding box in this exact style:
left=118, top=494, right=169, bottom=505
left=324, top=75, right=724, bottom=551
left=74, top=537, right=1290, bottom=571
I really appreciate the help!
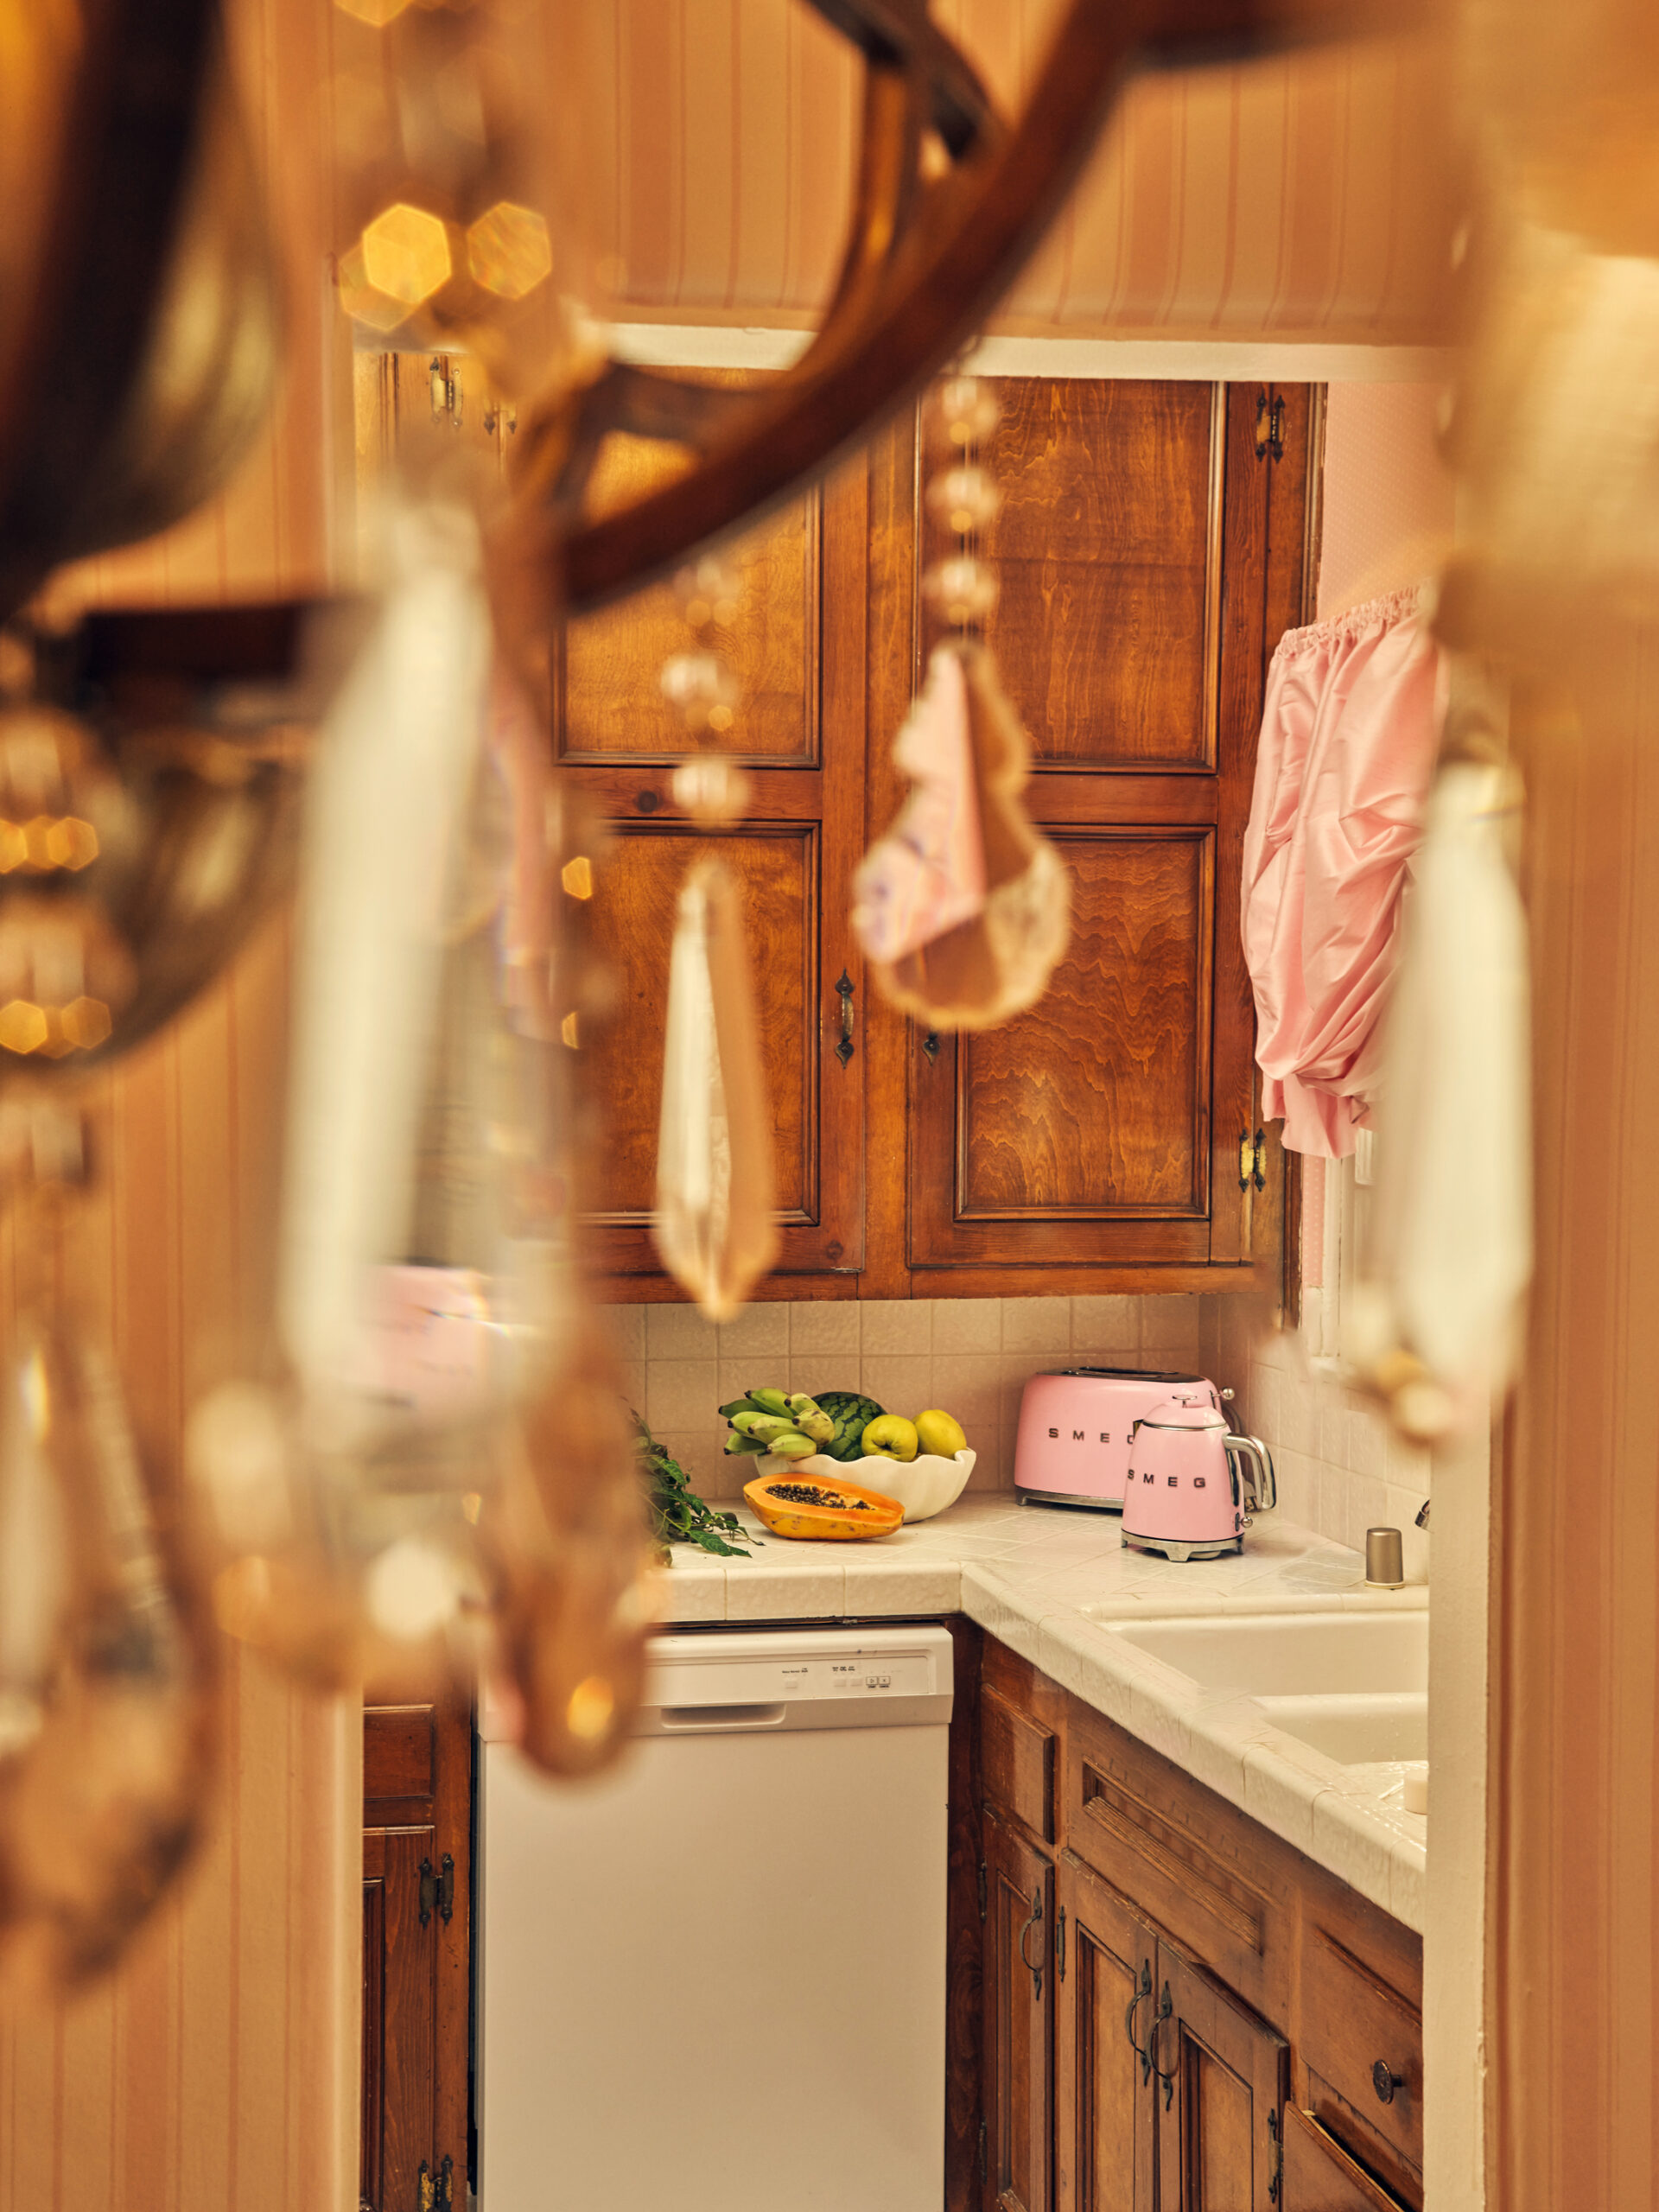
left=563, top=435, right=868, bottom=1291
left=905, top=380, right=1311, bottom=1287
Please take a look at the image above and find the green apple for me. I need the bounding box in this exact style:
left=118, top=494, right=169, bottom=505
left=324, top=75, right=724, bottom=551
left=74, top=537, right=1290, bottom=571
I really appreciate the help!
left=861, top=1414, right=919, bottom=1463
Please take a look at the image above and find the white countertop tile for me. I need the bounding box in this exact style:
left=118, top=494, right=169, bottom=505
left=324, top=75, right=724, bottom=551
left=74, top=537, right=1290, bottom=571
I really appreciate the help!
left=651, top=1497, right=1428, bottom=1932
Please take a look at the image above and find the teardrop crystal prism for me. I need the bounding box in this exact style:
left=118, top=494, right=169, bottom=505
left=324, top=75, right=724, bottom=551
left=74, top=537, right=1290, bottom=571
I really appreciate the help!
left=0, top=1315, right=215, bottom=1996
left=652, top=860, right=779, bottom=1319
left=481, top=1325, right=653, bottom=1778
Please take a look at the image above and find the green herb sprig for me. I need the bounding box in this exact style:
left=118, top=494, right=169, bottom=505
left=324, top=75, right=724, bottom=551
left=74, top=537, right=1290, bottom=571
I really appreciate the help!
left=636, top=1414, right=757, bottom=1561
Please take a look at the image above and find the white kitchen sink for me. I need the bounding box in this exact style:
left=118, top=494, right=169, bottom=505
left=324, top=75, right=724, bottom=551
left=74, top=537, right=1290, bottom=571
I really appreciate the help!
left=1097, top=1611, right=1428, bottom=1764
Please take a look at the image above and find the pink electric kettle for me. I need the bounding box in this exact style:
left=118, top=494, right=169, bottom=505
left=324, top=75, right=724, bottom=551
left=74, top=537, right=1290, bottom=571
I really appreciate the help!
left=1120, top=1391, right=1276, bottom=1562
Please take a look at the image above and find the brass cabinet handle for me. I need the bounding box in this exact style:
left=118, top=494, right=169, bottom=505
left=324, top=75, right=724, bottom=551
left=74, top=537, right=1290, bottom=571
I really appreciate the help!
left=835, top=970, right=855, bottom=1066
left=1016, top=1887, right=1045, bottom=2003
left=1372, top=2060, right=1405, bottom=2106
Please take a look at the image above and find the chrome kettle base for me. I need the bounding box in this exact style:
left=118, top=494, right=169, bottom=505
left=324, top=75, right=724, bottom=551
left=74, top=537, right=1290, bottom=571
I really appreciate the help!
left=1019, top=1488, right=1122, bottom=1514
left=1121, top=1529, right=1244, bottom=1565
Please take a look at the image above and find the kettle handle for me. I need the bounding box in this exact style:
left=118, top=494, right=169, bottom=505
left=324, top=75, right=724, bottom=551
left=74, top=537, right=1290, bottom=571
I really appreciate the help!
left=1224, top=1433, right=1276, bottom=1516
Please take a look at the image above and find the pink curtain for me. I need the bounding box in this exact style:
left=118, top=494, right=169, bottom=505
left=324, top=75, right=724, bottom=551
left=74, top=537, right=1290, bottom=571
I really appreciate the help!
left=1241, top=588, right=1441, bottom=1156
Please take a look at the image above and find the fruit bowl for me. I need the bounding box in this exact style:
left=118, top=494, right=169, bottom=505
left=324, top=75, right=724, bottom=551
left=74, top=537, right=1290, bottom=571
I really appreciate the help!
left=758, top=1449, right=976, bottom=1522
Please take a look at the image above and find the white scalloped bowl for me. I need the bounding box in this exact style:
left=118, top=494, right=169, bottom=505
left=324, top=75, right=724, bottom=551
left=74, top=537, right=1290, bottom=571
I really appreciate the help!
left=753, top=1447, right=976, bottom=1522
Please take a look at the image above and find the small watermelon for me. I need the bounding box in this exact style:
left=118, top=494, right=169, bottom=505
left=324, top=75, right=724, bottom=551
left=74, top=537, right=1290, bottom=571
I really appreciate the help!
left=810, top=1389, right=887, bottom=1463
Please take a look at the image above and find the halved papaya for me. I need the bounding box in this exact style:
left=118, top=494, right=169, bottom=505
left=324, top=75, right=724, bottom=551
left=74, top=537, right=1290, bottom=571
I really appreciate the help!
left=743, top=1469, right=905, bottom=1541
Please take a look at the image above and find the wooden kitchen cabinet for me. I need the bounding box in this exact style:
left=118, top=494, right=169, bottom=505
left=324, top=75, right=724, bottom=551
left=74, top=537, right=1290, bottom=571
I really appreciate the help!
left=982, top=1803, right=1056, bottom=2212
left=359, top=363, right=1314, bottom=1297
left=553, top=376, right=1313, bottom=1300
left=361, top=1698, right=473, bottom=2212
left=896, top=381, right=1312, bottom=1291
left=1150, top=1942, right=1288, bottom=2212
left=1054, top=1848, right=1157, bottom=2212
left=563, top=436, right=869, bottom=1287
left=973, top=1634, right=1423, bottom=2212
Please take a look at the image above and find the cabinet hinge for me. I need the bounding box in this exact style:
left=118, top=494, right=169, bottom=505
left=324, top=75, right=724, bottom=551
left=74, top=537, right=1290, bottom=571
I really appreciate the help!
left=978, top=2117, right=988, bottom=2184
left=1255, top=391, right=1286, bottom=461
left=417, top=2153, right=454, bottom=2212
left=1055, top=1904, right=1066, bottom=1982
left=419, top=1852, right=454, bottom=1929
left=1237, top=1128, right=1267, bottom=1192
left=976, top=1859, right=987, bottom=1923
left=1267, top=2108, right=1281, bottom=2204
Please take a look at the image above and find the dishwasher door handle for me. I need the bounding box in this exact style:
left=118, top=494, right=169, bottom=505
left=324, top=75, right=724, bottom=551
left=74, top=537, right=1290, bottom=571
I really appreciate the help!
left=658, top=1701, right=789, bottom=1731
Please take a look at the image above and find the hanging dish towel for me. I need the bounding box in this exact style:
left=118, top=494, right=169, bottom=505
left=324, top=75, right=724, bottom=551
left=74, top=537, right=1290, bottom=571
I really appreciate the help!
left=1241, top=588, right=1442, bottom=1156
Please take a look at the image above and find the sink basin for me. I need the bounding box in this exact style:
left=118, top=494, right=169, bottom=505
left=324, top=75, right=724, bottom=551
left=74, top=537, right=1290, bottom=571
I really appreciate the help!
left=1100, top=1611, right=1428, bottom=1765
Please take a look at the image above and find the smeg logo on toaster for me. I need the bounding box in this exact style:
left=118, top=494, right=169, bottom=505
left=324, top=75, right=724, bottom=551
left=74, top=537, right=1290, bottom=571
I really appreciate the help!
left=1047, top=1428, right=1111, bottom=1442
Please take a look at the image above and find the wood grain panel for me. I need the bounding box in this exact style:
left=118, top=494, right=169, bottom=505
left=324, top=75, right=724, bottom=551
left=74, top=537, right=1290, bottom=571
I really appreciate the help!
left=944, top=1620, right=985, bottom=2212
left=1282, top=2104, right=1415, bottom=2211
left=955, top=833, right=1211, bottom=1220
left=983, top=1807, right=1053, bottom=2212
left=584, top=824, right=815, bottom=1218
left=1054, top=1850, right=1156, bottom=2212
left=1154, top=1945, right=1287, bottom=2212
left=578, top=453, right=868, bottom=1291
left=1302, top=1927, right=1424, bottom=2190
left=364, top=1707, right=436, bottom=1808
left=560, top=432, right=819, bottom=765
left=970, top=381, right=1220, bottom=770
left=982, top=1684, right=1058, bottom=1845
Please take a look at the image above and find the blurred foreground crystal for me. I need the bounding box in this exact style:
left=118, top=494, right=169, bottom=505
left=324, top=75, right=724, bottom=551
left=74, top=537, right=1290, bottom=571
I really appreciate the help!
left=0, top=1300, right=213, bottom=1995
left=652, top=861, right=779, bottom=1319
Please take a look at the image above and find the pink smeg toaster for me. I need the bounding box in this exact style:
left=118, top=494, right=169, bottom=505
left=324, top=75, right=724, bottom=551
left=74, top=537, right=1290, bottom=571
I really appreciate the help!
left=1014, top=1369, right=1224, bottom=1510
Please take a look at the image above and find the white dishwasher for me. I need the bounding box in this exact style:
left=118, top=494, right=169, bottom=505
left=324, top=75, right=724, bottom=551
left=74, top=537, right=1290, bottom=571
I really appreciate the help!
left=478, top=1622, right=954, bottom=2212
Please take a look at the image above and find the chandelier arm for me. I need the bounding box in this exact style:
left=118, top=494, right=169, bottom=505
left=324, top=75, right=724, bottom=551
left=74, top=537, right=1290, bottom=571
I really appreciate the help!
left=0, top=0, right=222, bottom=624
left=540, top=0, right=1387, bottom=621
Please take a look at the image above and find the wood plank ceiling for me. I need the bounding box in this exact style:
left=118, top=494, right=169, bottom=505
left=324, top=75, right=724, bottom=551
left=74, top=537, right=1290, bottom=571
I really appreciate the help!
left=574, top=0, right=1458, bottom=343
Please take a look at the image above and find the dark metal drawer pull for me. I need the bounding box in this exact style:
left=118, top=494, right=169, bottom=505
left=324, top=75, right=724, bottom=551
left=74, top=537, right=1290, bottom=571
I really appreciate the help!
left=1372, top=2059, right=1405, bottom=2106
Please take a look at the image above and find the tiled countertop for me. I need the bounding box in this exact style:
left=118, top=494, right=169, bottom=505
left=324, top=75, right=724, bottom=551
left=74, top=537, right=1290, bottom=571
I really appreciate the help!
left=654, top=1497, right=1428, bottom=1934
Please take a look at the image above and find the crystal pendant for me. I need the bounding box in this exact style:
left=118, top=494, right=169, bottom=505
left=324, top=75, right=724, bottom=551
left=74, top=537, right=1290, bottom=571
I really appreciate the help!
left=0, top=1309, right=214, bottom=1995
left=652, top=860, right=779, bottom=1319
left=858, top=642, right=1071, bottom=1031
left=481, top=1324, right=653, bottom=1779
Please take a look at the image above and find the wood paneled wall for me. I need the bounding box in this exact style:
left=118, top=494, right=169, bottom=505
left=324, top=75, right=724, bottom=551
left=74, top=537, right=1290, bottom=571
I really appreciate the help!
left=578, top=0, right=1456, bottom=341
left=1495, top=632, right=1659, bottom=2211
left=0, top=0, right=359, bottom=2204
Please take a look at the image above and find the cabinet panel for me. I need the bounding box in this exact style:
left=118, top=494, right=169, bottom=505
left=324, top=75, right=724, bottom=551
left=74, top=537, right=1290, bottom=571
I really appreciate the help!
left=575, top=458, right=868, bottom=1287
left=950, top=831, right=1212, bottom=1222
left=560, top=424, right=818, bottom=764
left=976, top=381, right=1221, bottom=771
left=904, top=379, right=1301, bottom=1283
left=1153, top=1944, right=1287, bottom=2212
left=362, top=1700, right=472, bottom=2212
left=1281, top=2105, right=1414, bottom=2211
left=1054, top=1851, right=1156, bottom=2212
left=983, top=1808, right=1054, bottom=2212
left=1301, top=1924, right=1423, bottom=2203
left=585, top=824, right=817, bottom=1217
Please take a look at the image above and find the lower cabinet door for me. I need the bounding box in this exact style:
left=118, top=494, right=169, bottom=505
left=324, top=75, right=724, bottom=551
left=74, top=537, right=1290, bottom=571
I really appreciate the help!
left=983, top=1807, right=1055, bottom=2212
left=1281, top=2103, right=1416, bottom=2210
left=1151, top=1942, right=1287, bottom=2212
left=1053, top=1850, right=1157, bottom=2212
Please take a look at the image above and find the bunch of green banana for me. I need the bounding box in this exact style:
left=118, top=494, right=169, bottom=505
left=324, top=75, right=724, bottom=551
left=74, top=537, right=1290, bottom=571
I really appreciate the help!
left=719, top=1386, right=836, bottom=1461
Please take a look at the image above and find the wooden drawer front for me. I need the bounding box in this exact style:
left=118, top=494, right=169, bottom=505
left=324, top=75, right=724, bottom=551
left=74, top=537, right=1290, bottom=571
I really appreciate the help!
left=1068, top=1738, right=1286, bottom=2024
left=1281, top=2104, right=1415, bottom=2211
left=1302, top=1927, right=1424, bottom=2184
left=982, top=1684, right=1056, bottom=1842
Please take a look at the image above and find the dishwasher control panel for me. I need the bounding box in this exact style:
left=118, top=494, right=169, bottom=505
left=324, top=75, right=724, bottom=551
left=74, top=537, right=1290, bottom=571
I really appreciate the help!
left=634, top=1626, right=955, bottom=1735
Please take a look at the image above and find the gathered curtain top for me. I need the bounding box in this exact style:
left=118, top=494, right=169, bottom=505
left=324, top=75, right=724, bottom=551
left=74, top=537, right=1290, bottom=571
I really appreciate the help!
left=1241, top=585, right=1443, bottom=1158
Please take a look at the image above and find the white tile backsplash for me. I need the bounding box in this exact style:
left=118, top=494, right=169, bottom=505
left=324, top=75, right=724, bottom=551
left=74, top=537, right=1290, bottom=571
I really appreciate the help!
left=608, top=1291, right=1439, bottom=1551
left=1199, top=1292, right=1433, bottom=1573
left=609, top=1295, right=1224, bottom=1499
